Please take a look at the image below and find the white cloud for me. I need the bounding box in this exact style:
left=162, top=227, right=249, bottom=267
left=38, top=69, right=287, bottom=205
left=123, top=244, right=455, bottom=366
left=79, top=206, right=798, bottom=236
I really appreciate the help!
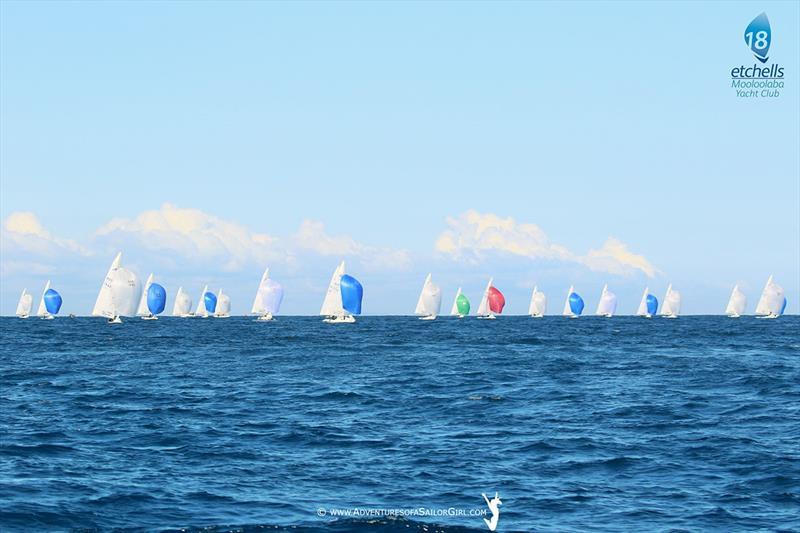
left=435, top=210, right=657, bottom=278
left=2, top=212, right=91, bottom=257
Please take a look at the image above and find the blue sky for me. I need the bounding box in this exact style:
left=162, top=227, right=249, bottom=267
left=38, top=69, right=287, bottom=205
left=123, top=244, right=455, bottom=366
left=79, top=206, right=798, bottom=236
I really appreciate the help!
left=1, top=1, right=798, bottom=315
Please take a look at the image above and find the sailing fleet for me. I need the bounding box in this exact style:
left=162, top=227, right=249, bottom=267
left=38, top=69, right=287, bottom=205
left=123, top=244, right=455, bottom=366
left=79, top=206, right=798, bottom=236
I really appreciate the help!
left=12, top=252, right=791, bottom=321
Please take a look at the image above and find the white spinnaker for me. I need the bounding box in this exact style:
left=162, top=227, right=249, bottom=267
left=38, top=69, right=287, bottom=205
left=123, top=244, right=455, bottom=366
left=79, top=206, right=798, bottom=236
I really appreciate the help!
left=596, top=284, right=617, bottom=316
left=37, top=280, right=51, bottom=317
left=636, top=287, right=649, bottom=316
left=216, top=289, right=231, bottom=316
left=251, top=268, right=270, bottom=314
left=260, top=279, right=283, bottom=314
left=562, top=285, right=574, bottom=316
left=415, top=274, right=442, bottom=316
left=137, top=273, right=154, bottom=316
left=450, top=287, right=463, bottom=316
left=195, top=285, right=209, bottom=317
left=725, top=285, right=747, bottom=316
left=529, top=286, right=546, bottom=316
left=92, top=252, right=141, bottom=318
left=476, top=277, right=493, bottom=316
left=16, top=289, right=32, bottom=317
left=661, top=284, right=681, bottom=316
left=172, top=287, right=193, bottom=316
left=755, top=275, right=784, bottom=315
left=320, top=261, right=346, bottom=316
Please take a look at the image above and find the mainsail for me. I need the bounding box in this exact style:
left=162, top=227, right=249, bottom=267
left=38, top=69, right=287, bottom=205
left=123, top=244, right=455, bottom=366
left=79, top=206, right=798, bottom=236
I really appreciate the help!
left=660, top=284, right=681, bottom=317
left=595, top=284, right=617, bottom=317
left=755, top=275, right=784, bottom=316
left=725, top=284, right=747, bottom=317
left=215, top=289, right=231, bottom=317
left=172, top=286, right=193, bottom=316
left=529, top=285, right=546, bottom=317
left=195, top=285, right=209, bottom=317
left=320, top=261, right=346, bottom=317
left=253, top=272, right=283, bottom=317
left=91, top=252, right=141, bottom=319
left=37, top=280, right=52, bottom=318
left=477, top=278, right=493, bottom=316
left=137, top=273, right=155, bottom=316
left=415, top=273, right=442, bottom=317
left=16, top=289, right=32, bottom=317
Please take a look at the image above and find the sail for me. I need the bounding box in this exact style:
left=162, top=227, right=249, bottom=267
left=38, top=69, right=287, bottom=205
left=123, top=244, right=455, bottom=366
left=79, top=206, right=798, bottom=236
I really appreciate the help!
left=260, top=279, right=284, bottom=314
left=195, top=285, right=209, bottom=317
left=569, top=292, right=584, bottom=316
left=251, top=268, right=271, bottom=315
left=456, top=293, right=470, bottom=316
left=204, top=291, right=218, bottom=314
left=477, top=278, right=493, bottom=315
left=661, top=284, right=681, bottom=316
left=147, top=283, right=167, bottom=315
left=755, top=275, right=785, bottom=316
left=415, top=274, right=442, bottom=316
left=137, top=273, right=155, bottom=316
left=215, top=290, right=230, bottom=316
left=488, top=286, right=505, bottom=314
left=320, top=261, right=345, bottom=316
left=340, top=274, right=363, bottom=315
left=450, top=287, right=463, bottom=315
left=172, top=287, right=193, bottom=316
left=595, top=284, right=617, bottom=316
left=636, top=287, right=649, bottom=316
left=37, top=280, right=51, bottom=317
left=529, top=286, right=546, bottom=316
left=725, top=285, right=747, bottom=316
left=562, top=285, right=574, bottom=316
left=646, top=294, right=658, bottom=316
left=16, top=289, right=32, bottom=317
left=780, top=297, right=787, bottom=316
left=44, top=289, right=62, bottom=315
left=92, top=253, right=142, bottom=318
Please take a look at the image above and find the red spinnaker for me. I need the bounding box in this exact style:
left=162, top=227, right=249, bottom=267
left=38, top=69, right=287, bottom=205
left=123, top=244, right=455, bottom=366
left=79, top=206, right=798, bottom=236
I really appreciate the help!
left=488, top=286, right=505, bottom=314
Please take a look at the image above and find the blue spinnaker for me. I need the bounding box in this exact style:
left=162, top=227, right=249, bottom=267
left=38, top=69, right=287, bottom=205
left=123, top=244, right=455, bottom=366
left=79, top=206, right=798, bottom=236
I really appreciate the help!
left=780, top=297, right=787, bottom=316
left=569, top=292, right=584, bottom=316
left=340, top=274, right=363, bottom=315
left=204, top=291, right=217, bottom=313
left=147, top=283, right=167, bottom=315
left=44, top=289, right=62, bottom=315
left=646, top=294, right=658, bottom=315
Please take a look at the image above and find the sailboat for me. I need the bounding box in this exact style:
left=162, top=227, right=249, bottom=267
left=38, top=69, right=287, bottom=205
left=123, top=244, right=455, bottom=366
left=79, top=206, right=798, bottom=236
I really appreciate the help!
left=415, top=273, right=442, bottom=320
left=528, top=286, right=546, bottom=318
left=251, top=268, right=284, bottom=321
left=595, top=284, right=617, bottom=317
left=215, top=289, right=231, bottom=318
left=725, top=284, right=747, bottom=317
left=195, top=285, right=212, bottom=318
left=91, top=252, right=141, bottom=323
left=172, top=287, right=193, bottom=317
left=136, top=273, right=166, bottom=320
left=36, top=280, right=63, bottom=320
left=636, top=287, right=658, bottom=318
left=755, top=275, right=784, bottom=319
left=476, top=278, right=505, bottom=319
left=660, top=284, right=681, bottom=318
left=16, top=289, right=33, bottom=318
left=321, top=261, right=359, bottom=323
left=450, top=288, right=470, bottom=318
left=562, top=285, right=584, bottom=318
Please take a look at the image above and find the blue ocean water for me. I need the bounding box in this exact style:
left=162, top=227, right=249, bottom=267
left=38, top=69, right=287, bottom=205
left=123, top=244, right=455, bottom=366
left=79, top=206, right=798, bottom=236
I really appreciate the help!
left=1, top=316, right=798, bottom=532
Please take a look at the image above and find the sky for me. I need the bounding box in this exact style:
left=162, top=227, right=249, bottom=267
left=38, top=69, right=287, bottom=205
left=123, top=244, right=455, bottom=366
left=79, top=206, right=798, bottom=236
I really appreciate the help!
left=1, top=1, right=798, bottom=316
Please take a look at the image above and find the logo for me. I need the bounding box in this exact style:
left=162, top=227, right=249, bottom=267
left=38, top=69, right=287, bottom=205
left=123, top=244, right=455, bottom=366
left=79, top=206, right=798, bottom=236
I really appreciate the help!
left=744, top=12, right=771, bottom=63
left=482, top=492, right=502, bottom=531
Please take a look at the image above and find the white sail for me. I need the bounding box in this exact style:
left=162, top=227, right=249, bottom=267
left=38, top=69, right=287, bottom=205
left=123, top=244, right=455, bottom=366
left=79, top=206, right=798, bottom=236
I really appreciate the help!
left=636, top=287, right=649, bottom=316
left=251, top=267, right=270, bottom=315
left=172, top=286, right=193, bottom=316
left=562, top=285, right=574, bottom=316
left=320, top=261, right=346, bottom=316
left=195, top=285, right=209, bottom=317
left=415, top=273, right=442, bottom=317
left=16, top=289, right=32, bottom=317
left=450, top=287, right=463, bottom=316
left=595, top=284, right=617, bottom=317
left=216, top=289, right=231, bottom=317
left=37, top=280, right=51, bottom=317
left=91, top=252, right=141, bottom=318
left=529, top=286, right=546, bottom=317
left=725, top=284, right=747, bottom=317
left=661, top=284, right=681, bottom=317
left=476, top=277, right=493, bottom=316
left=755, top=275, right=784, bottom=316
left=137, top=273, right=155, bottom=316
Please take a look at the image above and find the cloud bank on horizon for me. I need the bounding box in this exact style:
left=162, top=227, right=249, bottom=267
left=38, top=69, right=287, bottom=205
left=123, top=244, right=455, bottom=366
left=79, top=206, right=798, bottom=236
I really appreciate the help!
left=2, top=204, right=655, bottom=278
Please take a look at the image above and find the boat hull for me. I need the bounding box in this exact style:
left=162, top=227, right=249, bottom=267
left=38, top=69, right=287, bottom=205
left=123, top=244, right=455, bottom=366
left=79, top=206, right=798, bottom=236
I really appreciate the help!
left=323, top=315, right=356, bottom=324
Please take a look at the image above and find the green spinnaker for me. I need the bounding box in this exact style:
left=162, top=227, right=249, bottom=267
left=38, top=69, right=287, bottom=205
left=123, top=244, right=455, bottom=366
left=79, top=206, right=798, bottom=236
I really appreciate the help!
left=456, top=293, right=470, bottom=315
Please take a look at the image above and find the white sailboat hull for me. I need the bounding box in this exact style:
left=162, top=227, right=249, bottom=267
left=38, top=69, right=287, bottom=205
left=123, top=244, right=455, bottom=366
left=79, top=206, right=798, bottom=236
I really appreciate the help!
left=141, top=315, right=158, bottom=320
left=418, top=315, right=437, bottom=321
left=109, top=316, right=123, bottom=324
left=256, top=313, right=274, bottom=321
left=323, top=315, right=356, bottom=324
left=477, top=314, right=496, bottom=320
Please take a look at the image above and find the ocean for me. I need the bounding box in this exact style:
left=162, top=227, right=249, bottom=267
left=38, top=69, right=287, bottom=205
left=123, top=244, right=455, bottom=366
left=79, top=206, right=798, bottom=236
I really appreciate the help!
left=1, top=316, right=798, bottom=532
